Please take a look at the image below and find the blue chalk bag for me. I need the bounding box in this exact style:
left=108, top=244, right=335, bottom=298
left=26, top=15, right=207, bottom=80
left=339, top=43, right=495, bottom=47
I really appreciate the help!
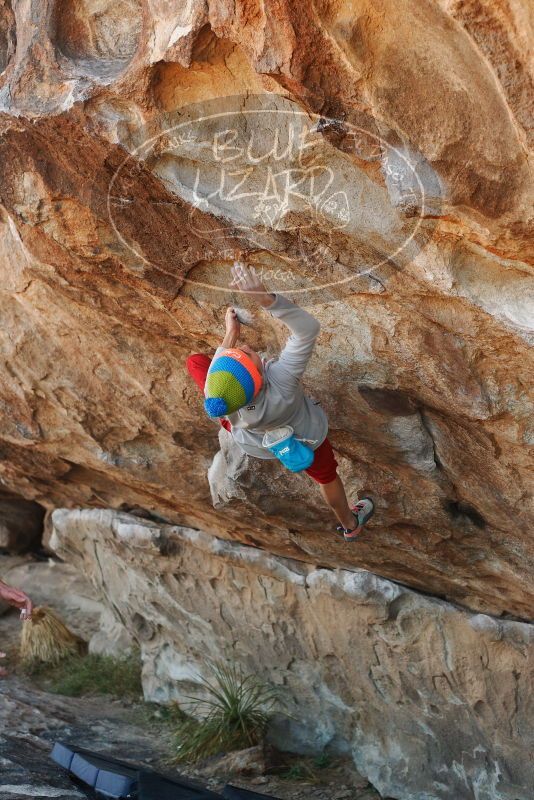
left=262, top=426, right=315, bottom=472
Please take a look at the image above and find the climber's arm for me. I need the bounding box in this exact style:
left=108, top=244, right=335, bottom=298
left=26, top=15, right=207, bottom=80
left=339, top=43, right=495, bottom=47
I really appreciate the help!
left=265, top=294, right=321, bottom=384
left=228, top=262, right=320, bottom=385
left=220, top=307, right=241, bottom=350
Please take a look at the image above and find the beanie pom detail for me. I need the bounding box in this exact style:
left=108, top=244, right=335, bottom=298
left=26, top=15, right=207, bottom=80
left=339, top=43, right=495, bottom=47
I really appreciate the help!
left=204, top=397, right=228, bottom=418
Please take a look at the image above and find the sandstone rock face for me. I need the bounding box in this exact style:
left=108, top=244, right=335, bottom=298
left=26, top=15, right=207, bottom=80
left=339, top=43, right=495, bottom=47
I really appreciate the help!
left=50, top=508, right=534, bottom=800
left=0, top=1, right=532, bottom=619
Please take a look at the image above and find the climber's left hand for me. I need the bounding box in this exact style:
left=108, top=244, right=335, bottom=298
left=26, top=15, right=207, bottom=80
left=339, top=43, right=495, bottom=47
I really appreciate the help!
left=221, top=306, right=241, bottom=349
left=225, top=306, right=241, bottom=338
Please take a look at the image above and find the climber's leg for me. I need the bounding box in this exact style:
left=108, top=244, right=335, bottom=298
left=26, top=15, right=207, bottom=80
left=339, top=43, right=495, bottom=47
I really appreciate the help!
left=305, top=440, right=374, bottom=535
left=186, top=354, right=232, bottom=433
left=304, top=439, right=356, bottom=531
left=319, top=476, right=360, bottom=532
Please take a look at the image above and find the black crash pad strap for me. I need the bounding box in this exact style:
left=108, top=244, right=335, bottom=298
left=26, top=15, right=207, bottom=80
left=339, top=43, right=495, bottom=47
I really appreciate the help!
left=223, top=785, right=280, bottom=799
left=137, top=770, right=223, bottom=799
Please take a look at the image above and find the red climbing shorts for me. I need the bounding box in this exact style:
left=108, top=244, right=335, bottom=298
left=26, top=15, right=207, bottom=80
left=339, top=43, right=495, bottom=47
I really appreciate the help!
left=304, top=437, right=338, bottom=485
left=186, top=354, right=338, bottom=484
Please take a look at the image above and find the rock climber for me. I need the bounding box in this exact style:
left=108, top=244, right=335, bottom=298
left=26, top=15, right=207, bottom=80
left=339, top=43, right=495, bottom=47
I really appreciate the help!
left=186, top=262, right=375, bottom=539
left=0, top=579, right=32, bottom=677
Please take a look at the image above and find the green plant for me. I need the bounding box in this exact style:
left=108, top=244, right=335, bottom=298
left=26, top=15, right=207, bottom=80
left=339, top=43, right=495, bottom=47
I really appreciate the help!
left=173, top=661, right=279, bottom=763
left=313, top=751, right=332, bottom=769
left=279, top=753, right=333, bottom=783
left=27, top=652, right=142, bottom=699
left=281, top=762, right=311, bottom=781
left=142, top=702, right=188, bottom=726
left=280, top=760, right=318, bottom=782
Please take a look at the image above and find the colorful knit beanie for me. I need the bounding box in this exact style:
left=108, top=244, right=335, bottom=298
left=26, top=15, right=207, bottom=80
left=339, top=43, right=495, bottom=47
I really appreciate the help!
left=204, top=348, right=263, bottom=418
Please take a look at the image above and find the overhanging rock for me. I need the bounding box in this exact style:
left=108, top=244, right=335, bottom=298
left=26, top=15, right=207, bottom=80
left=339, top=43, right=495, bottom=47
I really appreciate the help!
left=0, top=1, right=532, bottom=619
left=51, top=508, right=534, bottom=800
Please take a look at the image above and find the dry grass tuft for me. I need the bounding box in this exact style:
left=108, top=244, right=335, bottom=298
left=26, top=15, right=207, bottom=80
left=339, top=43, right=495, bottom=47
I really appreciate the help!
left=20, top=606, right=85, bottom=666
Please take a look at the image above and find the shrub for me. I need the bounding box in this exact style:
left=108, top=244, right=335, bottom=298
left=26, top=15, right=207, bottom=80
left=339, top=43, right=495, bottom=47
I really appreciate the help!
left=174, top=661, right=279, bottom=763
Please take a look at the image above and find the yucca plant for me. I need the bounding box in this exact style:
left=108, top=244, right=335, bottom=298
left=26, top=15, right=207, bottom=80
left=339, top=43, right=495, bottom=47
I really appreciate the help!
left=174, top=661, right=279, bottom=763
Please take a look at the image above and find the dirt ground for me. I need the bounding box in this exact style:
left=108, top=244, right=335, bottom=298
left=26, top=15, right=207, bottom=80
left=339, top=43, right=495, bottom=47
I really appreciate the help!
left=0, top=556, right=383, bottom=800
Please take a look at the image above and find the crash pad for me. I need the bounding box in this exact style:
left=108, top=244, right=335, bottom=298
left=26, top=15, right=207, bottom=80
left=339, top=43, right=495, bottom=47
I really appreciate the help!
left=51, top=742, right=139, bottom=798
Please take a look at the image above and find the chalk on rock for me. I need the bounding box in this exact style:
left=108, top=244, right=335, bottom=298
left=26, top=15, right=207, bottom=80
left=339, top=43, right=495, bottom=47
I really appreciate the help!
left=233, top=307, right=256, bottom=327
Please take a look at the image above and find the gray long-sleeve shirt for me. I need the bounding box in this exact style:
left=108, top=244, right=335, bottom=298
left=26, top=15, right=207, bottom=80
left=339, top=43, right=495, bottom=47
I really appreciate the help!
left=214, top=294, right=328, bottom=459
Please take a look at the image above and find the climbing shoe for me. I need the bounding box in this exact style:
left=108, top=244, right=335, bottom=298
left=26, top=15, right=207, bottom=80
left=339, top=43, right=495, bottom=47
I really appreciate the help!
left=336, top=497, right=375, bottom=541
